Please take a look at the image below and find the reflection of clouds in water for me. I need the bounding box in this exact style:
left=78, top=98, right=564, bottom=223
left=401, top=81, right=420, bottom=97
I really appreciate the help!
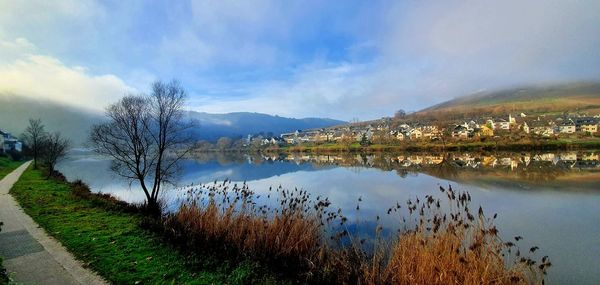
left=179, top=169, right=235, bottom=185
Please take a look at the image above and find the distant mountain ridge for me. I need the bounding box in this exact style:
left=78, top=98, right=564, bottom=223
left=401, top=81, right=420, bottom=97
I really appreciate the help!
left=411, top=81, right=600, bottom=120
left=0, top=95, right=345, bottom=145
left=186, top=111, right=345, bottom=141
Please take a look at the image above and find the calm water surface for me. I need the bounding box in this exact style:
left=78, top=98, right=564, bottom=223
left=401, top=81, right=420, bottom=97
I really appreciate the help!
left=57, top=150, right=600, bottom=284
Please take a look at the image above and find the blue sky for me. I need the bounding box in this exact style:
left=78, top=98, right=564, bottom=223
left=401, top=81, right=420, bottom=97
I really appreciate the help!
left=1, top=0, right=599, bottom=120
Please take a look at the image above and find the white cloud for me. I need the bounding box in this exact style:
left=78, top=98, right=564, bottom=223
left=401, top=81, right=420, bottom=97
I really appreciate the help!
left=0, top=38, right=134, bottom=112
left=190, top=61, right=387, bottom=119
left=378, top=0, right=600, bottom=94
left=0, top=1, right=598, bottom=120
left=208, top=0, right=600, bottom=120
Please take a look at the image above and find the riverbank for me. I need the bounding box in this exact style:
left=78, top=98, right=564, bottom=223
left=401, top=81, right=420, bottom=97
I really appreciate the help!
left=267, top=138, right=600, bottom=154
left=9, top=167, right=281, bottom=285
left=0, top=157, right=24, bottom=180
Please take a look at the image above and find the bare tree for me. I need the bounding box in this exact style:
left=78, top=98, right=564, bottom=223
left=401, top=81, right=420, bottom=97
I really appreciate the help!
left=41, top=132, right=70, bottom=177
left=22, top=118, right=47, bottom=168
left=89, top=80, right=194, bottom=215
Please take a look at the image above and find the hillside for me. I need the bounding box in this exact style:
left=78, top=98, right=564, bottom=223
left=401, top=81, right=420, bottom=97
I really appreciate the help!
left=0, top=95, right=345, bottom=145
left=0, top=95, right=103, bottom=145
left=186, top=111, right=345, bottom=141
left=411, top=82, right=600, bottom=121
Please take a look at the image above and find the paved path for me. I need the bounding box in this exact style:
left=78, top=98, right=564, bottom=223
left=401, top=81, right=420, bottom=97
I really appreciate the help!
left=0, top=162, right=108, bottom=285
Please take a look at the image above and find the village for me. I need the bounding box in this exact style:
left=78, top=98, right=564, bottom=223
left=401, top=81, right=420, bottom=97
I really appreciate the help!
left=251, top=113, right=600, bottom=146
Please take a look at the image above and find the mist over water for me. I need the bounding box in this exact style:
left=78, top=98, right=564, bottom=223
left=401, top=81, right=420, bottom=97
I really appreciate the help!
left=57, top=149, right=600, bottom=284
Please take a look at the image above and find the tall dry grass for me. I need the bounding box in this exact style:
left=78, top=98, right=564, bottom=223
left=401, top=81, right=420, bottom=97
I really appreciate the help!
left=158, top=182, right=550, bottom=284
left=377, top=187, right=549, bottom=285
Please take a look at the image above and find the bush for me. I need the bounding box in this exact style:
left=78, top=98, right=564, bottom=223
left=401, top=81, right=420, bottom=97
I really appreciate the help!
left=70, top=179, right=141, bottom=214
left=7, top=150, right=22, bottom=162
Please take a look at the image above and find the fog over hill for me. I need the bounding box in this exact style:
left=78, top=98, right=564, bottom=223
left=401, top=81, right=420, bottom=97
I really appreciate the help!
left=0, top=95, right=345, bottom=146
left=0, top=95, right=103, bottom=145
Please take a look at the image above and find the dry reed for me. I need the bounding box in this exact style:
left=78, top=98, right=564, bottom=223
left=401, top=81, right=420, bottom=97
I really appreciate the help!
left=158, top=182, right=550, bottom=284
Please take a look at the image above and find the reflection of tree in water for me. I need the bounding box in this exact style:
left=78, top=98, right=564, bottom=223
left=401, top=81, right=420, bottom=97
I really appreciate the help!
left=395, top=168, right=409, bottom=178
left=425, top=154, right=460, bottom=180
left=517, top=161, right=568, bottom=183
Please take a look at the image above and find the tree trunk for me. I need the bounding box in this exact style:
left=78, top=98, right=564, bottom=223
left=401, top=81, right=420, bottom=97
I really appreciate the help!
left=145, top=198, right=162, bottom=218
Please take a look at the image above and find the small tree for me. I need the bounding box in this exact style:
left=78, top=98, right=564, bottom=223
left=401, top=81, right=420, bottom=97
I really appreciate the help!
left=394, top=109, right=406, bottom=119
left=360, top=133, right=370, bottom=146
left=89, top=80, right=194, bottom=215
left=216, top=137, right=232, bottom=150
left=22, top=118, right=47, bottom=168
left=41, top=132, right=70, bottom=177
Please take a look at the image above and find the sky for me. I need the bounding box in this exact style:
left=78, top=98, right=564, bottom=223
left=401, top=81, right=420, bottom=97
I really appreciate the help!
left=0, top=0, right=599, bottom=121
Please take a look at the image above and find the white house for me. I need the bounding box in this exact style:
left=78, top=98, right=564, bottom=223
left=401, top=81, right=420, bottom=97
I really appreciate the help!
left=452, top=125, right=470, bottom=139
left=494, top=119, right=510, bottom=130
left=409, top=129, right=423, bottom=140
left=558, top=120, right=576, bottom=134
left=396, top=132, right=405, bottom=141
left=0, top=130, right=22, bottom=153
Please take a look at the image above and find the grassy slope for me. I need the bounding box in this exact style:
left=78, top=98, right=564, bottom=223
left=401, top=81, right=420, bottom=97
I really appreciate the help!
left=9, top=167, right=275, bottom=285
left=0, top=157, right=24, bottom=180
left=412, top=82, right=600, bottom=120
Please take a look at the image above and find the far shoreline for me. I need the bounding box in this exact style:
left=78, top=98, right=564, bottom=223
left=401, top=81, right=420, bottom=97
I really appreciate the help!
left=193, top=138, right=600, bottom=154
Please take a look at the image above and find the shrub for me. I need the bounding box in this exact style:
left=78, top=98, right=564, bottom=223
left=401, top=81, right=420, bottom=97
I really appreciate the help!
left=7, top=150, right=23, bottom=162
left=70, top=179, right=141, bottom=214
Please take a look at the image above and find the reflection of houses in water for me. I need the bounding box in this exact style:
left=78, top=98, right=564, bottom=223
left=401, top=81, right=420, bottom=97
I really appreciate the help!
left=423, top=155, right=444, bottom=165
left=498, top=157, right=519, bottom=170
left=452, top=154, right=479, bottom=168
left=481, top=156, right=497, bottom=167
left=275, top=151, right=600, bottom=172
left=534, top=153, right=556, bottom=162
left=575, top=160, right=600, bottom=168
left=582, top=153, right=599, bottom=161
left=557, top=152, right=577, bottom=168
left=407, top=155, right=423, bottom=165
left=521, top=155, right=531, bottom=167
left=559, top=152, right=577, bottom=162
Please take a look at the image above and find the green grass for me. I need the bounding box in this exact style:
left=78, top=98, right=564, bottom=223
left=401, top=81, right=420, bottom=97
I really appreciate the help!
left=9, top=167, right=280, bottom=285
left=0, top=156, right=24, bottom=180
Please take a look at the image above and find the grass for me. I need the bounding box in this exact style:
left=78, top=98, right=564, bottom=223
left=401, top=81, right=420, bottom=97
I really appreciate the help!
left=9, top=167, right=280, bottom=285
left=0, top=156, right=24, bottom=180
